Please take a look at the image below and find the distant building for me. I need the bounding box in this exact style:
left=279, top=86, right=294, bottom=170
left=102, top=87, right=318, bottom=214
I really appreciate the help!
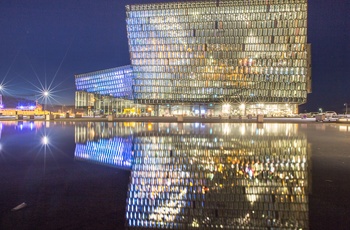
left=75, top=0, right=311, bottom=117
left=0, top=95, right=44, bottom=116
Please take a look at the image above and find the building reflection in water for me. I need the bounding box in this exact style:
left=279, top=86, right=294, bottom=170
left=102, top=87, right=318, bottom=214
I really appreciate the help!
left=74, top=122, right=135, bottom=169
left=74, top=122, right=310, bottom=229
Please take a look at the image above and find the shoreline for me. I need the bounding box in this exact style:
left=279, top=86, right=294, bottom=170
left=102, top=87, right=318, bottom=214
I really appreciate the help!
left=0, top=115, right=346, bottom=123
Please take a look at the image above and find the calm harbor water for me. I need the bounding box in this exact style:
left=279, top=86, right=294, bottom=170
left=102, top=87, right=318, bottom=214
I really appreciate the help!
left=1, top=121, right=350, bottom=229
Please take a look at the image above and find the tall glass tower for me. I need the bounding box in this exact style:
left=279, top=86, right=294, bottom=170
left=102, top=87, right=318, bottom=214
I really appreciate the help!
left=126, top=0, right=311, bottom=115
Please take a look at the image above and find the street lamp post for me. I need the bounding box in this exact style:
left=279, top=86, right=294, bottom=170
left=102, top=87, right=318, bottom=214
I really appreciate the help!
left=43, top=91, right=49, bottom=115
left=0, top=85, right=4, bottom=108
left=345, top=103, right=348, bottom=114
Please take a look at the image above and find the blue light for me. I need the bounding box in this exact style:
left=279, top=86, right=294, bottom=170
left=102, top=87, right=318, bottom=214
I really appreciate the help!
left=75, top=65, right=134, bottom=99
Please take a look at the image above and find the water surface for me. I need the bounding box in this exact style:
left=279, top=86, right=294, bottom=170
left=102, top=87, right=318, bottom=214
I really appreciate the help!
left=1, top=121, right=350, bottom=229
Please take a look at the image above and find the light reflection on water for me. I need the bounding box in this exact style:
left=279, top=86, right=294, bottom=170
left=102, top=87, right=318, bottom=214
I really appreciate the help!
left=74, top=122, right=310, bottom=229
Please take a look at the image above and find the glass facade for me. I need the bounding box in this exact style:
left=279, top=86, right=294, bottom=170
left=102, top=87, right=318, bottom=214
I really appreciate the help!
left=126, top=0, right=311, bottom=114
left=75, top=65, right=133, bottom=99
left=75, top=65, right=137, bottom=115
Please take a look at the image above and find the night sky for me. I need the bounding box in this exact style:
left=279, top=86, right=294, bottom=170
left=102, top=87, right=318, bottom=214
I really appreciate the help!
left=0, top=0, right=348, bottom=112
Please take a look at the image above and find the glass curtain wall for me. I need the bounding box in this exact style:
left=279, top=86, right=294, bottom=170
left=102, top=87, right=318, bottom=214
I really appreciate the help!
left=75, top=65, right=136, bottom=115
left=126, top=0, right=311, bottom=115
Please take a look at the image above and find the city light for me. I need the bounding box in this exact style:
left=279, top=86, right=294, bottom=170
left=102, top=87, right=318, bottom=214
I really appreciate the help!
left=43, top=90, right=49, bottom=97
left=0, top=81, right=14, bottom=97
left=222, top=103, right=231, bottom=114
left=239, top=103, right=246, bottom=110
left=42, top=136, right=49, bottom=145
left=23, top=61, right=69, bottom=108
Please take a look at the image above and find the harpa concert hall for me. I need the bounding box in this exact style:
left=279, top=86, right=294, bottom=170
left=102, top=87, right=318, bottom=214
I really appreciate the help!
left=75, top=0, right=311, bottom=117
